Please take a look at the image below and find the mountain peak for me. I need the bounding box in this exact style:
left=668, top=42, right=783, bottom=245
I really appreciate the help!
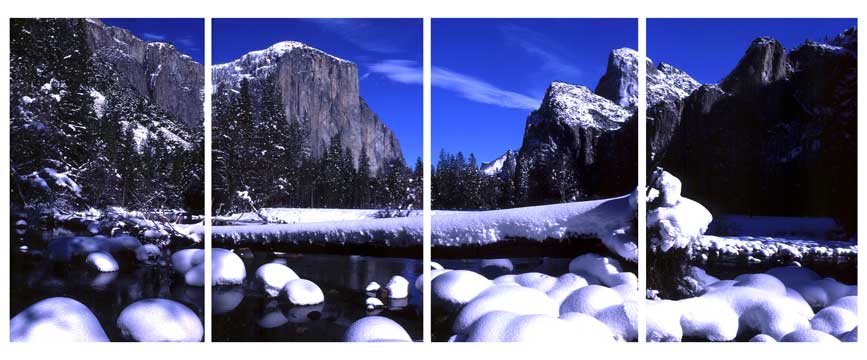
left=480, top=149, right=516, bottom=176
left=535, top=81, right=631, bottom=131
left=720, top=36, right=787, bottom=94
left=646, top=59, right=700, bottom=107
left=595, top=47, right=639, bottom=110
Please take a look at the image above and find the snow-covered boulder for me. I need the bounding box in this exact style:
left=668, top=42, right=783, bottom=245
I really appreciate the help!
left=750, top=334, right=777, bottom=342
left=810, top=306, right=857, bottom=336
left=86, top=251, right=119, bottom=272
left=255, top=263, right=299, bottom=297
left=365, top=281, right=381, bottom=293
left=480, top=258, right=514, bottom=277
left=117, top=299, right=203, bottom=342
left=415, top=269, right=451, bottom=291
left=679, top=295, right=740, bottom=341
left=545, top=273, right=590, bottom=306
left=559, top=285, right=623, bottom=316
left=431, top=270, right=494, bottom=311
left=281, top=279, right=325, bottom=306
left=646, top=300, right=683, bottom=342
left=453, top=285, right=559, bottom=334
left=171, top=248, right=205, bottom=274
left=343, top=316, right=412, bottom=342
left=593, top=301, right=639, bottom=341
left=11, top=297, right=109, bottom=342
left=366, top=297, right=384, bottom=310
left=464, top=311, right=616, bottom=343
left=732, top=273, right=787, bottom=296
left=652, top=170, right=682, bottom=207
left=135, top=244, right=161, bottom=264
left=781, top=329, right=841, bottom=342
left=568, top=254, right=625, bottom=287
left=386, top=275, right=409, bottom=299
left=184, top=264, right=205, bottom=287
left=212, top=248, right=246, bottom=286
left=648, top=197, right=712, bottom=252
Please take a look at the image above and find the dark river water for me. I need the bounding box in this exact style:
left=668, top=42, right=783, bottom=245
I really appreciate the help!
left=212, top=251, right=423, bottom=342
left=9, top=228, right=205, bottom=342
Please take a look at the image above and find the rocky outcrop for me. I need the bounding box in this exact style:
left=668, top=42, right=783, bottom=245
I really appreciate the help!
left=595, top=48, right=639, bottom=110
left=645, top=59, right=701, bottom=164
left=212, top=41, right=404, bottom=173
left=481, top=150, right=517, bottom=176
left=656, top=28, right=857, bottom=230
left=82, top=19, right=204, bottom=128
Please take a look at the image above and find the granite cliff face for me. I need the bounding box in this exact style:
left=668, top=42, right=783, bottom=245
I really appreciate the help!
left=83, top=19, right=204, bottom=128
left=653, top=28, right=857, bottom=230
left=212, top=41, right=404, bottom=173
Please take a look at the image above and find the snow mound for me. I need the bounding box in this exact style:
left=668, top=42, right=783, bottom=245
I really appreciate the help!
left=135, top=244, right=161, bottom=264
left=731, top=273, right=787, bottom=296
left=750, top=334, right=777, bottom=342
left=184, top=264, right=205, bottom=287
left=343, top=316, right=412, bottom=342
left=433, top=194, right=638, bottom=261
left=781, top=329, right=841, bottom=343
left=534, top=81, right=631, bottom=130
left=839, top=327, right=858, bottom=342
left=559, top=285, right=623, bottom=316
left=453, top=285, right=559, bottom=334
left=646, top=300, right=683, bottom=342
left=593, top=301, right=639, bottom=341
left=86, top=251, right=119, bottom=272
left=117, top=299, right=203, bottom=342
left=810, top=306, right=857, bottom=336
left=648, top=197, right=712, bottom=252
left=432, top=270, right=494, bottom=311
left=480, top=258, right=514, bottom=277
left=545, top=273, right=590, bottom=306
left=464, top=311, right=616, bottom=342
left=255, top=263, right=300, bottom=297
left=171, top=248, right=204, bottom=274
left=416, top=269, right=451, bottom=291
left=11, top=297, right=109, bottom=342
left=568, top=254, right=632, bottom=287
left=281, top=279, right=325, bottom=306
left=386, top=275, right=409, bottom=299
left=366, top=297, right=384, bottom=310
left=212, top=248, right=246, bottom=286
left=365, top=281, right=381, bottom=292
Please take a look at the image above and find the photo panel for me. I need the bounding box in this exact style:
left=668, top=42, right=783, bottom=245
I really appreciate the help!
left=210, top=18, right=424, bottom=342
left=9, top=18, right=206, bottom=342
left=430, top=18, right=640, bottom=342
left=645, top=18, right=857, bottom=342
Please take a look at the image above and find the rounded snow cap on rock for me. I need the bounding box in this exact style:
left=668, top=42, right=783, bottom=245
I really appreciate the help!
left=465, top=311, right=613, bottom=343
left=416, top=269, right=451, bottom=291
left=281, top=279, right=325, bottom=306
left=810, top=306, right=857, bottom=336
left=453, top=285, right=559, bottom=335
left=11, top=297, right=109, bottom=342
left=136, top=244, right=161, bottom=264
left=432, top=270, right=493, bottom=311
left=117, top=298, right=203, bottom=342
left=781, top=329, right=842, bottom=343
left=343, top=316, right=412, bottom=342
left=386, top=275, right=409, bottom=299
left=255, top=263, right=299, bottom=297
left=184, top=263, right=205, bottom=287
left=212, top=248, right=246, bottom=286
left=568, top=253, right=622, bottom=286
left=366, top=281, right=381, bottom=292
left=171, top=248, right=204, bottom=274
left=366, top=297, right=384, bottom=310
left=749, top=334, right=777, bottom=342
left=559, top=284, right=623, bottom=316
left=86, top=251, right=119, bottom=272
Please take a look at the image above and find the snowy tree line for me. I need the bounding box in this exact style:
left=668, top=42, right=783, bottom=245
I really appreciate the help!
left=212, top=77, right=422, bottom=215
left=10, top=18, right=204, bottom=215
left=433, top=149, right=581, bottom=210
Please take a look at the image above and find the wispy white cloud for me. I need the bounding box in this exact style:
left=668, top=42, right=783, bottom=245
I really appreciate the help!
left=366, top=60, right=538, bottom=110
left=142, top=32, right=167, bottom=41
left=304, top=18, right=403, bottom=54
left=499, top=24, right=581, bottom=78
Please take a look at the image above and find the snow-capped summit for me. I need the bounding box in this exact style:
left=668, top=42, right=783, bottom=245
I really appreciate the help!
left=530, top=81, right=631, bottom=130
left=646, top=59, right=700, bottom=107
left=480, top=150, right=516, bottom=176
left=213, top=41, right=350, bottom=87
left=595, top=48, right=639, bottom=110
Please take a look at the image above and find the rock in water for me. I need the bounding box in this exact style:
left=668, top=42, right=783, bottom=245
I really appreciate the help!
left=255, top=263, right=300, bottom=297
left=117, top=299, right=203, bottom=342
left=212, top=248, right=246, bottom=286
left=86, top=251, right=119, bottom=272
left=365, top=281, right=381, bottom=293
left=11, top=297, right=109, bottom=342
left=386, top=275, right=409, bottom=299
left=136, top=244, right=161, bottom=264
left=366, top=297, right=384, bottom=310
left=281, top=279, right=325, bottom=306
left=171, top=248, right=204, bottom=274
left=343, top=316, right=412, bottom=342
left=185, top=263, right=205, bottom=287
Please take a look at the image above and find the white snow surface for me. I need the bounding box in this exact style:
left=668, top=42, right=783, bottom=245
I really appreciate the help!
left=281, top=279, right=325, bottom=306
left=365, top=281, right=381, bottom=292
left=343, top=316, right=412, bottom=342
left=648, top=195, right=712, bottom=252
left=452, top=285, right=560, bottom=334
left=117, top=299, right=203, bottom=342
left=209, top=216, right=422, bottom=247
left=213, top=41, right=351, bottom=87
left=433, top=193, right=638, bottom=261
left=218, top=208, right=419, bottom=225
left=11, top=297, right=109, bottom=342
left=86, top=251, right=119, bottom=272
left=693, top=235, right=856, bottom=265
left=431, top=270, right=494, bottom=310
left=171, top=249, right=204, bottom=274
left=480, top=150, right=515, bottom=176
left=464, top=311, right=616, bottom=343
left=559, top=285, right=624, bottom=316
left=212, top=248, right=246, bottom=286
left=255, top=263, right=300, bottom=297
left=386, top=275, right=410, bottom=299
left=184, top=264, right=205, bottom=287
left=530, top=81, right=631, bottom=130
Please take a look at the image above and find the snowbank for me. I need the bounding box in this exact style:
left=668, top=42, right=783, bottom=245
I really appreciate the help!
left=693, top=235, right=857, bottom=265
left=117, top=299, right=203, bottom=342
left=343, top=316, right=412, bottom=342
left=433, top=193, right=638, bottom=261
left=209, top=216, right=422, bottom=247
left=11, top=297, right=109, bottom=342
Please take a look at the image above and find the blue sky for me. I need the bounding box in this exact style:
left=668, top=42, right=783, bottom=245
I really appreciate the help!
left=213, top=19, right=423, bottom=163
left=432, top=19, right=637, bottom=164
left=101, top=18, right=204, bottom=63
left=649, top=18, right=857, bottom=84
